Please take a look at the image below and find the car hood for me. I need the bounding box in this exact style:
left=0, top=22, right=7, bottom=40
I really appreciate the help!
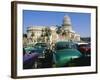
left=53, top=49, right=82, bottom=67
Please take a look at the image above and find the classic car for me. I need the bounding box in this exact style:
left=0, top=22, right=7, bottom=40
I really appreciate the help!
left=33, top=43, right=49, bottom=54
left=78, top=43, right=91, bottom=55
left=53, top=41, right=82, bottom=67
left=23, top=43, right=49, bottom=69
left=23, top=50, right=39, bottom=69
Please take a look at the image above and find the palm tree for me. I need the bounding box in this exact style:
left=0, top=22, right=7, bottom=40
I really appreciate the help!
left=41, top=28, right=45, bottom=42
left=41, top=28, right=51, bottom=43
left=23, top=34, right=28, bottom=47
left=31, top=32, right=34, bottom=37
left=23, top=34, right=27, bottom=38
left=56, top=25, right=70, bottom=41
left=56, top=25, right=62, bottom=35
left=62, top=30, right=67, bottom=39
left=44, top=27, right=51, bottom=42
left=31, top=32, right=35, bottom=42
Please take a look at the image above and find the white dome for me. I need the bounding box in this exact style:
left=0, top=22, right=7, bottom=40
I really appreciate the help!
left=63, top=15, right=71, bottom=25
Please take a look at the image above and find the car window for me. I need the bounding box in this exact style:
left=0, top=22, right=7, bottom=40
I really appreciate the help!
left=71, top=44, right=77, bottom=49
left=55, top=43, right=76, bottom=50
left=41, top=44, right=47, bottom=47
left=34, top=43, right=47, bottom=48
left=79, top=44, right=90, bottom=48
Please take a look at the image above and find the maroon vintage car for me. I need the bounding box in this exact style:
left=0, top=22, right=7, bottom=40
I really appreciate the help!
left=78, top=43, right=91, bottom=55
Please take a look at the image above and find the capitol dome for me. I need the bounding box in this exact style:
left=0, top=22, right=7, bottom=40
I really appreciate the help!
left=63, top=15, right=71, bottom=26
left=62, top=15, right=72, bottom=31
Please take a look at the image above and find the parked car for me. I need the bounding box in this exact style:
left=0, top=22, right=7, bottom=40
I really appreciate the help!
left=53, top=41, right=82, bottom=67
left=24, top=46, right=34, bottom=54
left=34, top=43, right=49, bottom=54
left=78, top=43, right=91, bottom=56
left=23, top=49, right=40, bottom=69
left=23, top=43, right=50, bottom=69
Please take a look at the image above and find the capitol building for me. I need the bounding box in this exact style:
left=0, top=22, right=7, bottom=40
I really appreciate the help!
left=24, top=15, right=80, bottom=45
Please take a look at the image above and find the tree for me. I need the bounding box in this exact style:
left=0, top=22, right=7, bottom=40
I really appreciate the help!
left=41, top=27, right=51, bottom=43
left=62, top=30, right=67, bottom=36
left=23, top=34, right=28, bottom=47
left=31, top=32, right=34, bottom=37
left=41, top=28, right=45, bottom=42
left=56, top=25, right=70, bottom=41
left=56, top=25, right=62, bottom=35
left=44, top=27, right=51, bottom=42
left=23, top=34, right=27, bottom=38
left=30, top=32, right=35, bottom=42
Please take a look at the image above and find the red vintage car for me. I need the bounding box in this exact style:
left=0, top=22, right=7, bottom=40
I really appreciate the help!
left=78, top=43, right=91, bottom=55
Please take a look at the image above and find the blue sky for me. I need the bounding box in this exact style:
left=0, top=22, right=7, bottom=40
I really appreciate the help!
left=23, top=10, right=91, bottom=37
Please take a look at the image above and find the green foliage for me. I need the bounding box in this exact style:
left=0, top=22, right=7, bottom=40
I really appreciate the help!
left=40, top=27, right=52, bottom=42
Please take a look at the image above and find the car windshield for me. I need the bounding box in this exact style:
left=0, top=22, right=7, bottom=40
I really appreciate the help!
left=55, top=42, right=77, bottom=50
left=34, top=43, right=47, bottom=48
left=79, top=44, right=90, bottom=48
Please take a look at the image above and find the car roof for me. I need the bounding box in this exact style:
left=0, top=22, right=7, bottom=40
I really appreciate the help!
left=35, top=42, right=46, bottom=44
left=56, top=41, right=75, bottom=45
left=77, top=42, right=88, bottom=45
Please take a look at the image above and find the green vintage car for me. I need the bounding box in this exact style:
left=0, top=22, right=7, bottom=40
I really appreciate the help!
left=53, top=41, right=82, bottom=67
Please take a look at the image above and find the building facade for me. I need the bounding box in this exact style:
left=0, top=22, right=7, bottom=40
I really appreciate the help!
left=25, top=15, right=80, bottom=45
